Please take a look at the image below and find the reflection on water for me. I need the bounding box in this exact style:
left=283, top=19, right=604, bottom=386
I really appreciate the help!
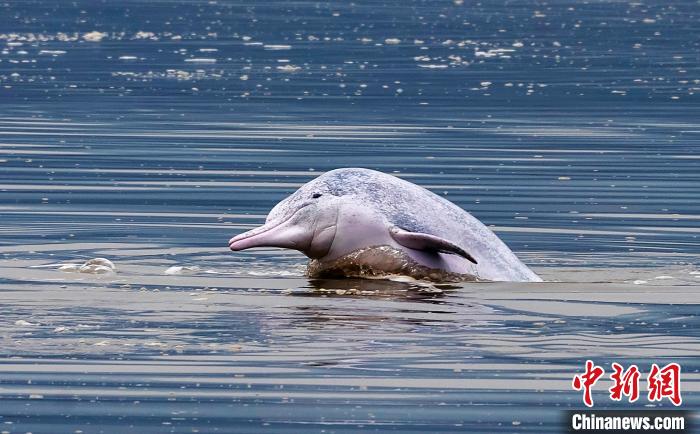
left=1, top=244, right=699, bottom=432
left=1, top=0, right=699, bottom=432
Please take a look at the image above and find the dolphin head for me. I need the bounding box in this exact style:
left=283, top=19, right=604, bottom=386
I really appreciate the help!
left=228, top=180, right=341, bottom=259
left=228, top=168, right=410, bottom=261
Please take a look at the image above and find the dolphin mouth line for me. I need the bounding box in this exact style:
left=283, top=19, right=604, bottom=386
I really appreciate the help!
left=228, top=203, right=311, bottom=250
left=228, top=227, right=274, bottom=250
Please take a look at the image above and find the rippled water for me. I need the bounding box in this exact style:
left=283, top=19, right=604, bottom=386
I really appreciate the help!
left=1, top=0, right=699, bottom=432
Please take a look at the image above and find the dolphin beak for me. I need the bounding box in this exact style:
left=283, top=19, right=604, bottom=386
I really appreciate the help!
left=229, top=219, right=309, bottom=252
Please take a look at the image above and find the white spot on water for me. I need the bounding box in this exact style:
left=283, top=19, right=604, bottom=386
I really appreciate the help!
left=164, top=265, right=200, bottom=275
left=14, top=320, right=36, bottom=326
left=277, top=64, right=301, bottom=72
left=38, top=50, right=66, bottom=56
left=264, top=44, right=292, bottom=50
left=58, top=264, right=81, bottom=272
left=133, top=31, right=157, bottom=40
left=418, top=64, right=448, bottom=69
left=184, top=58, right=217, bottom=63
left=82, top=31, right=107, bottom=42
left=57, top=258, right=115, bottom=274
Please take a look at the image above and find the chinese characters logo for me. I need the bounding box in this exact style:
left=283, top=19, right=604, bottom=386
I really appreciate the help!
left=572, top=360, right=681, bottom=407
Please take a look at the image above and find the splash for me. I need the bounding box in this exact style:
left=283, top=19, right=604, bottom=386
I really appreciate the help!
left=58, top=258, right=116, bottom=274
left=307, top=245, right=478, bottom=283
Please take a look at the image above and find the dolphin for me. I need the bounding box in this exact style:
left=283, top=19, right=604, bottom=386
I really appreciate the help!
left=229, top=168, right=541, bottom=282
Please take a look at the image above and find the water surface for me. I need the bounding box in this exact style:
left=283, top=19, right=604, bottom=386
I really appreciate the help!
left=1, top=0, right=699, bottom=432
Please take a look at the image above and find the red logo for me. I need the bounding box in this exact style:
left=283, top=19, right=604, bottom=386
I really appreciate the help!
left=647, top=363, right=682, bottom=406
left=572, top=360, right=605, bottom=407
left=572, top=361, right=682, bottom=407
left=609, top=363, right=640, bottom=402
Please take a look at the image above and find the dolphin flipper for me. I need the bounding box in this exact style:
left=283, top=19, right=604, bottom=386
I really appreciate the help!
left=389, top=227, right=478, bottom=264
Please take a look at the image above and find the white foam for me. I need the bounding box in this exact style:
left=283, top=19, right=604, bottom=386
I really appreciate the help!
left=264, top=44, right=292, bottom=50
left=184, top=58, right=217, bottom=63
left=58, top=258, right=115, bottom=274
left=38, top=50, right=66, bottom=55
left=83, top=31, right=107, bottom=42
left=164, top=265, right=201, bottom=275
left=134, top=31, right=157, bottom=40
left=277, top=64, right=301, bottom=72
left=58, top=264, right=82, bottom=272
left=15, top=319, right=36, bottom=326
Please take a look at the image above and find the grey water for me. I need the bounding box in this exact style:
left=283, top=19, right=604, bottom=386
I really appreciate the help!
left=1, top=0, right=699, bottom=432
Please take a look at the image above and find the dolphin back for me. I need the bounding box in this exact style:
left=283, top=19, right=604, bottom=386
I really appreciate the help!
left=311, top=168, right=540, bottom=282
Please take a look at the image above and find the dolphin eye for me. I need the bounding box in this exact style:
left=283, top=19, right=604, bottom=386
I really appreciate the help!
left=312, top=193, right=323, bottom=199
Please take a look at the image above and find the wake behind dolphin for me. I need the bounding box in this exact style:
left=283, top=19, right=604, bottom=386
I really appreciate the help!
left=229, top=168, right=541, bottom=282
